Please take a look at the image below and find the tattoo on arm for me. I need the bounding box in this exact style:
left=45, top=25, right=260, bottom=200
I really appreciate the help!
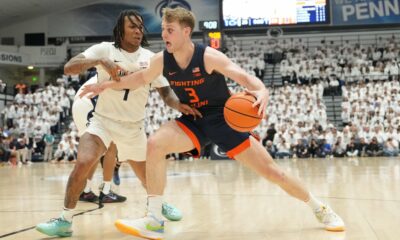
left=157, top=87, right=180, bottom=109
left=64, top=55, right=101, bottom=75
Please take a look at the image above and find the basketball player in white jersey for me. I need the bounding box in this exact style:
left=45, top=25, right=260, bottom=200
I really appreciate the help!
left=36, top=10, right=200, bottom=238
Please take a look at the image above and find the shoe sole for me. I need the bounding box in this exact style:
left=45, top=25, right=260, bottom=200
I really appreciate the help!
left=101, top=199, right=127, bottom=203
left=35, top=227, right=72, bottom=237
left=326, top=226, right=345, bottom=232
left=114, top=220, right=162, bottom=240
left=162, top=215, right=182, bottom=221
left=79, top=199, right=98, bottom=202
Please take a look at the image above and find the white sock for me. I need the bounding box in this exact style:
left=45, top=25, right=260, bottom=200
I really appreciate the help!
left=306, top=192, right=324, bottom=211
left=84, top=179, right=92, bottom=193
left=61, top=207, right=74, bottom=222
left=147, top=195, right=163, bottom=220
left=102, top=181, right=111, bottom=194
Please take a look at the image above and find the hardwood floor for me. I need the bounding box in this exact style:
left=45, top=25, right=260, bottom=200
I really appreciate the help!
left=0, top=157, right=399, bottom=240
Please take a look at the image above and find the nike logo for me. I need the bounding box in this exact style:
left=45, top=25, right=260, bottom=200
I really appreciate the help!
left=168, top=71, right=177, bottom=76
left=108, top=194, right=117, bottom=200
left=146, top=223, right=164, bottom=233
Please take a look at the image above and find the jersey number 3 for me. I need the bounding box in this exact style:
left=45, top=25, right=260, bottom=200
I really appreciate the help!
left=184, top=88, right=199, bottom=103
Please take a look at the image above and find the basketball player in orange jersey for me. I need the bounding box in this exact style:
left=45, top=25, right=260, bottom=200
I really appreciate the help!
left=81, top=7, right=345, bottom=239
left=35, top=9, right=200, bottom=238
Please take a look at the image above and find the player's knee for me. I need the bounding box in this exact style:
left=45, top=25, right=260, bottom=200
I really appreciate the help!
left=74, top=159, right=93, bottom=172
left=75, top=152, right=97, bottom=169
left=147, top=135, right=168, bottom=154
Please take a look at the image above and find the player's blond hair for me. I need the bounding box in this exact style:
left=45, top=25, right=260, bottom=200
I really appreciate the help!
left=162, top=7, right=195, bottom=33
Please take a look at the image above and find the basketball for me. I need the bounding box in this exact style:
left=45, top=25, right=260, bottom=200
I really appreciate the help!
left=223, top=92, right=262, bottom=132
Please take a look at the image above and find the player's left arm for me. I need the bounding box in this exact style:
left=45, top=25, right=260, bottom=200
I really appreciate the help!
left=156, top=86, right=202, bottom=118
left=204, top=47, right=269, bottom=117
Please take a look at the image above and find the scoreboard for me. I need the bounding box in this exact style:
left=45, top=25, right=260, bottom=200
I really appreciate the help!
left=199, top=20, right=223, bottom=51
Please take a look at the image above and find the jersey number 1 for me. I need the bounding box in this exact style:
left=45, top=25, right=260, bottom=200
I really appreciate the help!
left=123, top=89, right=130, bottom=101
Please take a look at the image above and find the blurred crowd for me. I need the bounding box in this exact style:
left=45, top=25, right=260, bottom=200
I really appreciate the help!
left=2, top=35, right=400, bottom=164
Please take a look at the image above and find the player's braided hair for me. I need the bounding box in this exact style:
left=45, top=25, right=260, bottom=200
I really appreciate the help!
left=113, top=10, right=149, bottom=49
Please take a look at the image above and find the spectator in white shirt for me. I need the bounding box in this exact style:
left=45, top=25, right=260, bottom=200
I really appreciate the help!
left=383, top=137, right=399, bottom=156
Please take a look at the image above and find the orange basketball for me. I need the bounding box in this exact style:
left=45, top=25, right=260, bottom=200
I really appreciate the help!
left=224, top=92, right=262, bottom=132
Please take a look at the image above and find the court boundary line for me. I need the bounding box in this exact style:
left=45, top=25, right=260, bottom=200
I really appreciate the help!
left=0, top=203, right=102, bottom=238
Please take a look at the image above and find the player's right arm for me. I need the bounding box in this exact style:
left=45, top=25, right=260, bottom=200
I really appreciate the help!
left=79, top=52, right=164, bottom=98
left=65, top=54, right=123, bottom=81
left=64, top=43, right=124, bottom=81
left=64, top=54, right=100, bottom=75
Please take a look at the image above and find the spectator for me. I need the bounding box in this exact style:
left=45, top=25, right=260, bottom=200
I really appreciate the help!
left=265, top=140, right=276, bottom=159
left=366, top=137, right=383, bottom=157
left=52, top=142, right=65, bottom=163
left=43, top=133, right=55, bottom=162
left=295, top=139, right=310, bottom=158
left=383, top=137, right=399, bottom=157
left=16, top=133, right=30, bottom=164
left=64, top=136, right=77, bottom=162
left=346, top=138, right=359, bottom=157
left=355, top=137, right=368, bottom=157
left=0, top=137, right=11, bottom=163
left=318, top=139, right=332, bottom=158
left=275, top=137, right=292, bottom=159
left=332, top=136, right=346, bottom=157
left=308, top=138, right=320, bottom=158
left=263, top=123, right=277, bottom=144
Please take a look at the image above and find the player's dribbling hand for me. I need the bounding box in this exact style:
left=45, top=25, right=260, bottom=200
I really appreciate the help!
left=245, top=88, right=269, bottom=118
left=79, top=83, right=106, bottom=99
left=100, top=58, right=126, bottom=81
left=178, top=103, right=203, bottom=120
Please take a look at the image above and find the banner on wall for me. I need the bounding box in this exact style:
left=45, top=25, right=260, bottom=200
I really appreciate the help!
left=20, top=45, right=67, bottom=67
left=48, top=0, right=219, bottom=37
left=0, top=51, right=30, bottom=66
left=332, top=0, right=400, bottom=25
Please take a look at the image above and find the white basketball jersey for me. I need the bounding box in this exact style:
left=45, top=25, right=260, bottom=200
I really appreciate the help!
left=83, top=42, right=169, bottom=122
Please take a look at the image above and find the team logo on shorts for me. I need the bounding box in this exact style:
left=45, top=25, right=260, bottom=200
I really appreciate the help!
left=213, top=144, right=227, bottom=158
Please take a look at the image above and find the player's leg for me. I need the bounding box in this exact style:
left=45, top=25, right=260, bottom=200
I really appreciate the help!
left=36, top=133, right=107, bottom=237
left=127, top=159, right=182, bottom=221
left=99, top=142, right=126, bottom=203
left=127, top=160, right=146, bottom=188
left=115, top=120, right=196, bottom=239
left=146, top=121, right=197, bottom=195
left=79, top=160, right=99, bottom=202
left=65, top=133, right=106, bottom=208
left=113, top=160, right=122, bottom=185
left=234, top=136, right=345, bottom=231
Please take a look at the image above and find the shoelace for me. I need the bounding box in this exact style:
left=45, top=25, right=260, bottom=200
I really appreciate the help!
left=48, top=218, right=65, bottom=224
left=163, top=204, right=176, bottom=215
left=316, top=206, right=339, bottom=224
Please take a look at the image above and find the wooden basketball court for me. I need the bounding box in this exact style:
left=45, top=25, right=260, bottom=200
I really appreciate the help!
left=0, top=157, right=399, bottom=240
